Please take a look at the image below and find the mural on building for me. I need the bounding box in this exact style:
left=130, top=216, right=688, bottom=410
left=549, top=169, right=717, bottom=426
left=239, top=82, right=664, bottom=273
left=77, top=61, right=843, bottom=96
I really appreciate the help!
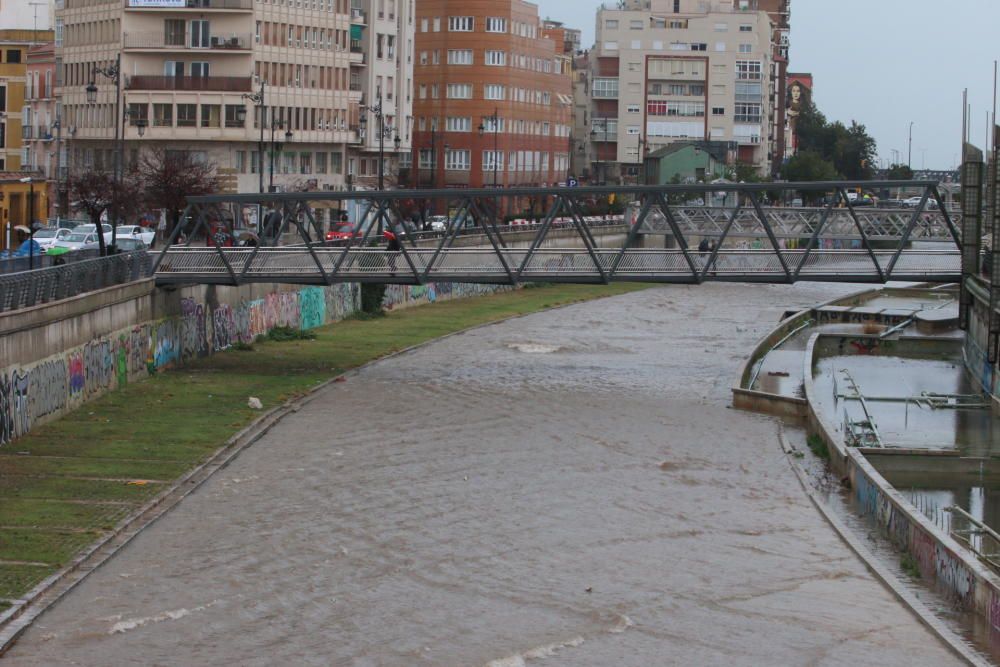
left=0, top=281, right=507, bottom=446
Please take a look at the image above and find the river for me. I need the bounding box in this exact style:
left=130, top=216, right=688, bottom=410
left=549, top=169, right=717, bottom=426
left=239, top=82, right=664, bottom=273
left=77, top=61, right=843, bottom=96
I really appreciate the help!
left=4, top=283, right=962, bottom=666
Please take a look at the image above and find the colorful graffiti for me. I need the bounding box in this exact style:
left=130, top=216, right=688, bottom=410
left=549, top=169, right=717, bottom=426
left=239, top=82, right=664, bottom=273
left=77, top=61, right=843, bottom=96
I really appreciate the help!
left=0, top=280, right=506, bottom=446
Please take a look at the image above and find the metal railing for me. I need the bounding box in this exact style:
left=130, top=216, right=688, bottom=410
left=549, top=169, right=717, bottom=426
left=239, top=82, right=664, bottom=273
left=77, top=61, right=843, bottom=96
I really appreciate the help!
left=123, top=32, right=252, bottom=50
left=151, top=180, right=962, bottom=287
left=125, top=0, right=252, bottom=9
left=0, top=251, right=152, bottom=313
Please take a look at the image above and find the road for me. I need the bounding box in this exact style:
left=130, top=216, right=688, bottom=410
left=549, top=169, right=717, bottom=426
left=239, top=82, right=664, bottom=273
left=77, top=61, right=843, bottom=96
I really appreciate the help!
left=5, top=283, right=962, bottom=666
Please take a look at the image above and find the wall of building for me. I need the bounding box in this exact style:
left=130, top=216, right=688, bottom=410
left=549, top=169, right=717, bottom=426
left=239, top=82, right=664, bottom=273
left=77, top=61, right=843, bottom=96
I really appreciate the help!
left=0, top=277, right=506, bottom=446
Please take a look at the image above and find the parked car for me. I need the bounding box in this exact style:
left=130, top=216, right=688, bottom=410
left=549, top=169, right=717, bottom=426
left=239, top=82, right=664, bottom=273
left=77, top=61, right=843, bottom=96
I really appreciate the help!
left=80, top=237, right=147, bottom=253
left=74, top=223, right=113, bottom=243
left=52, top=231, right=101, bottom=251
left=902, top=196, right=925, bottom=208
left=115, top=225, right=156, bottom=247
left=32, top=227, right=74, bottom=250
left=426, top=215, right=448, bottom=232
left=325, top=223, right=363, bottom=245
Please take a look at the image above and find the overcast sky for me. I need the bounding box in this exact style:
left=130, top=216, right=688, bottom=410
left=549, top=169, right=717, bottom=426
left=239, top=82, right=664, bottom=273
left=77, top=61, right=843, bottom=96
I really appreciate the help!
left=539, top=0, right=1000, bottom=170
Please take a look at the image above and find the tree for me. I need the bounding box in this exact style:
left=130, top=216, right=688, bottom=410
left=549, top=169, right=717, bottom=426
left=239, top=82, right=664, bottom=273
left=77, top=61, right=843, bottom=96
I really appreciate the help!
left=140, top=148, right=219, bottom=243
left=888, top=163, right=914, bottom=180
left=66, top=170, right=116, bottom=256
left=784, top=151, right=839, bottom=203
left=790, top=99, right=878, bottom=181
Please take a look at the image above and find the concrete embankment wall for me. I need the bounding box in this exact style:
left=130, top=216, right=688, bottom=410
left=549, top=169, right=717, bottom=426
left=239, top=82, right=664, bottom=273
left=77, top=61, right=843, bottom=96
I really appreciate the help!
left=0, top=279, right=505, bottom=447
left=802, top=332, right=1000, bottom=633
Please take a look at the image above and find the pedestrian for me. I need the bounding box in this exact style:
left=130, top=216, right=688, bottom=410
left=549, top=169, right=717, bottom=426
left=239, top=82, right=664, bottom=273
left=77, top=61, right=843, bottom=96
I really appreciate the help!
left=384, top=230, right=402, bottom=272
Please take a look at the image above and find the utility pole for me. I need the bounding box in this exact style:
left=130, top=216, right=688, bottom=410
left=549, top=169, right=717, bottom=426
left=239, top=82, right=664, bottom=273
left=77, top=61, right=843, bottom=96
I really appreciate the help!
left=908, top=121, right=914, bottom=168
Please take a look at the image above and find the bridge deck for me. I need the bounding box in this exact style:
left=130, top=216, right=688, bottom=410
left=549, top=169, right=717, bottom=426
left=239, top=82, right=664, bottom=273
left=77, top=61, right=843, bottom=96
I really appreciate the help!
left=154, top=247, right=961, bottom=286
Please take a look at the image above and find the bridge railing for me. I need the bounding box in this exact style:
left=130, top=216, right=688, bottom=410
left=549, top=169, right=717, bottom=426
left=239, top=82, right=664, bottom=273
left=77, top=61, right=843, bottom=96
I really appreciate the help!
left=153, top=180, right=961, bottom=286
left=0, top=251, right=153, bottom=314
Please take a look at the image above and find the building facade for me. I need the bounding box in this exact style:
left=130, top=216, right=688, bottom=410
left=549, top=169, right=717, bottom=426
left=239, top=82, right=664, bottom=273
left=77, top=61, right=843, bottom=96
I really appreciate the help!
left=407, top=0, right=573, bottom=194
left=584, top=0, right=776, bottom=184
left=54, top=0, right=413, bottom=223
left=24, top=41, right=66, bottom=221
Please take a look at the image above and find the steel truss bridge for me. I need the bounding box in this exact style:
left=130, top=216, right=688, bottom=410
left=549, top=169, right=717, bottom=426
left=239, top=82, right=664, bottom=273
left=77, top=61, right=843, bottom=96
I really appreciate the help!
left=154, top=181, right=962, bottom=286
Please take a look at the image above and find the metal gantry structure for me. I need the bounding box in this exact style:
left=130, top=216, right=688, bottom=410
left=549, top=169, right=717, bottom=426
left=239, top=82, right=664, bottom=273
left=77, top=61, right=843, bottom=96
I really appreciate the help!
left=152, top=180, right=962, bottom=287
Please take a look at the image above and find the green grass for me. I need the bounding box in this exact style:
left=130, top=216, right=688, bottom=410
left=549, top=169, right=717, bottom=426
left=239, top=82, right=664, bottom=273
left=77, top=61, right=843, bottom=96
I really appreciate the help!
left=0, top=283, right=650, bottom=604
left=806, top=434, right=830, bottom=461
left=900, top=552, right=921, bottom=579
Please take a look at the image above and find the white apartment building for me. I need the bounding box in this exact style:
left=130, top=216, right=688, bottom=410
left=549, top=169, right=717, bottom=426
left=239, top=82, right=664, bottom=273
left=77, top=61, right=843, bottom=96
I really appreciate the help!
left=55, top=0, right=412, bottom=208
left=585, top=0, right=774, bottom=183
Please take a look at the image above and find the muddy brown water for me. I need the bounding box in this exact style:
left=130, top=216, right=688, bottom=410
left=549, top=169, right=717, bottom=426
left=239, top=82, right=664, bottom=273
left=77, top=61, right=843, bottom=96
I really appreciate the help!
left=4, top=284, right=963, bottom=666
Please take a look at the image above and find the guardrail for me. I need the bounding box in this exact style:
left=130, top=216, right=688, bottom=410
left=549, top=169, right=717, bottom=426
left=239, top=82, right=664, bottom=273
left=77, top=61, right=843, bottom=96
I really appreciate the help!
left=0, top=251, right=152, bottom=313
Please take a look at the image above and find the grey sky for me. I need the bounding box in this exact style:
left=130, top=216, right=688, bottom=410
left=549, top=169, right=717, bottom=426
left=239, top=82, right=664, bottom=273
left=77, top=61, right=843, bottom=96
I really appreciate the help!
left=538, top=0, right=1000, bottom=170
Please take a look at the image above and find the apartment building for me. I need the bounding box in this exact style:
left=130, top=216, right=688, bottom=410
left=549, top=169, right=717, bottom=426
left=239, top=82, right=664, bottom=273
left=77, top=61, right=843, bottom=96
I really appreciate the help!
left=408, top=0, right=573, bottom=193
left=541, top=19, right=581, bottom=57
left=55, top=0, right=412, bottom=214
left=24, top=41, right=67, bottom=220
left=584, top=0, right=775, bottom=184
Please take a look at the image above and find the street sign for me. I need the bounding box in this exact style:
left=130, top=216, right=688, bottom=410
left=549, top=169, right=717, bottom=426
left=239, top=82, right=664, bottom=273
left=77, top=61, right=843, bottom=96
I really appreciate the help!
left=567, top=178, right=579, bottom=188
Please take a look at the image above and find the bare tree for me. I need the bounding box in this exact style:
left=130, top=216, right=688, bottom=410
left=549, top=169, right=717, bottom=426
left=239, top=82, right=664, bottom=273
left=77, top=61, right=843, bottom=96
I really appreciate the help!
left=139, top=148, right=219, bottom=243
left=66, top=170, right=116, bottom=256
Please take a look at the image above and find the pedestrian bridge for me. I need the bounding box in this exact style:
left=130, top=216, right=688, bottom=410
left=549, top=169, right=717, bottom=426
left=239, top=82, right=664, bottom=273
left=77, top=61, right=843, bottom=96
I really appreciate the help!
left=154, top=180, right=962, bottom=287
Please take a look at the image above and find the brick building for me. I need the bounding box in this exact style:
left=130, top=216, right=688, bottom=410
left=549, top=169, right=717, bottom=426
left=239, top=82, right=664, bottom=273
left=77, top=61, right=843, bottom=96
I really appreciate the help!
left=407, top=0, right=573, bottom=194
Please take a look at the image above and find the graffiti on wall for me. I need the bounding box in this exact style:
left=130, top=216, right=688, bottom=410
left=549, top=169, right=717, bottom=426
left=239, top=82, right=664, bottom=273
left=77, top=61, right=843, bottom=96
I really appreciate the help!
left=0, top=280, right=508, bottom=446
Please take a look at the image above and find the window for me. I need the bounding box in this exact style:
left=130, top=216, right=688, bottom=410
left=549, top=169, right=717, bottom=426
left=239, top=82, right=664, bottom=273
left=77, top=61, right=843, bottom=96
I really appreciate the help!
left=448, top=16, right=473, bottom=32
left=224, top=104, right=244, bottom=128
left=153, top=103, right=173, bottom=127
left=191, top=61, right=210, bottom=77
left=669, top=20, right=686, bottom=28
left=200, top=104, right=221, bottom=127
left=300, top=152, right=312, bottom=174
left=738, top=43, right=752, bottom=54
left=734, top=102, right=762, bottom=123
left=712, top=107, right=725, bottom=116
left=714, top=22, right=728, bottom=32
left=690, top=43, right=706, bottom=51
left=673, top=0, right=680, bottom=11
left=127, top=102, right=148, bottom=125
left=446, top=116, right=471, bottom=132
left=420, top=51, right=428, bottom=65
left=418, top=149, right=435, bottom=168
left=235, top=151, right=246, bottom=173
left=420, top=18, right=428, bottom=32
left=164, top=19, right=185, bottom=46
left=316, top=152, right=327, bottom=173
left=646, top=101, right=705, bottom=117
left=484, top=84, right=505, bottom=100
left=190, top=20, right=210, bottom=48
left=445, top=149, right=470, bottom=170
left=626, top=104, right=640, bottom=113
left=736, top=60, right=762, bottom=80
left=5, top=49, right=21, bottom=64
left=433, top=17, right=440, bottom=32
left=177, top=103, right=197, bottom=126
left=485, top=50, right=506, bottom=66
left=485, top=17, right=506, bottom=33
left=481, top=116, right=503, bottom=133
left=482, top=150, right=503, bottom=171
left=630, top=40, right=641, bottom=49
left=605, top=20, right=618, bottom=29
left=715, top=42, right=725, bottom=51
left=652, top=18, right=666, bottom=29
left=447, top=49, right=473, bottom=65
left=629, top=20, right=643, bottom=30
left=739, top=24, right=753, bottom=32
left=446, top=83, right=472, bottom=99
left=603, top=41, right=618, bottom=51
left=592, top=78, right=618, bottom=98
left=735, top=81, right=762, bottom=101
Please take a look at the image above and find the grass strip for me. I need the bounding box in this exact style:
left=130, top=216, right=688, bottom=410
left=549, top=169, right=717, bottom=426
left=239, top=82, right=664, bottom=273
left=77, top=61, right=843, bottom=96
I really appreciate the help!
left=0, top=283, right=650, bottom=602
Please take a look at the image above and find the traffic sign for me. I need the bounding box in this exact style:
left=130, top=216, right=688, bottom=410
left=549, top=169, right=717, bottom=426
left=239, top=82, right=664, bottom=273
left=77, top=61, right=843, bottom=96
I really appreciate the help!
left=567, top=178, right=579, bottom=187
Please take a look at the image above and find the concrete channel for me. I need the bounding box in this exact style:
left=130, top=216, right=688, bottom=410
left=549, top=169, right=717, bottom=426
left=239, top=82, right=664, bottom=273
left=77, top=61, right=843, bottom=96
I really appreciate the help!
left=2, top=283, right=965, bottom=665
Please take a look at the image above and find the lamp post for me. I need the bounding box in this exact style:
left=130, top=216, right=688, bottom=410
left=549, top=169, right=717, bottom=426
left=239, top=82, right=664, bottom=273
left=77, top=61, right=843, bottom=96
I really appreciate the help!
left=87, top=54, right=125, bottom=253
left=268, top=118, right=291, bottom=193
left=239, top=82, right=266, bottom=197
left=18, top=177, right=36, bottom=269
left=359, top=87, right=401, bottom=191
left=478, top=107, right=500, bottom=189
left=908, top=121, right=914, bottom=168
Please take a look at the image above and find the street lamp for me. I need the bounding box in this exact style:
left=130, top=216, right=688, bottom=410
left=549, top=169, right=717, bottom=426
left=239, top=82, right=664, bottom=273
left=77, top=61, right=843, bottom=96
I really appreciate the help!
left=240, top=82, right=265, bottom=197
left=478, top=107, right=500, bottom=189
left=267, top=118, right=289, bottom=192
left=908, top=121, right=914, bottom=168
left=18, top=177, right=37, bottom=269
left=88, top=55, right=127, bottom=254
left=359, top=87, right=397, bottom=191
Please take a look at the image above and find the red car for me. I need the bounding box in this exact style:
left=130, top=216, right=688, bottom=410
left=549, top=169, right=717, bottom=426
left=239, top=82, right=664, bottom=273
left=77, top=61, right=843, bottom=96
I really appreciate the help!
left=325, top=223, right=362, bottom=245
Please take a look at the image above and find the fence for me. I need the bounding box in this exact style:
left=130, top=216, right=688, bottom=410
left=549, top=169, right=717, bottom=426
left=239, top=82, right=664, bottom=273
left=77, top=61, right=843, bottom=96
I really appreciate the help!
left=0, top=251, right=152, bottom=313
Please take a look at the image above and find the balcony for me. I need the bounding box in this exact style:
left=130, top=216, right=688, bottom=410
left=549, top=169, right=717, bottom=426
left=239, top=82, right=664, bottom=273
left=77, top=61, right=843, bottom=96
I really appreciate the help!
left=350, top=7, right=366, bottom=23
left=21, top=126, right=33, bottom=140
left=349, top=49, right=365, bottom=65
left=124, top=0, right=252, bottom=10
left=123, top=32, right=252, bottom=51
left=126, top=75, right=252, bottom=92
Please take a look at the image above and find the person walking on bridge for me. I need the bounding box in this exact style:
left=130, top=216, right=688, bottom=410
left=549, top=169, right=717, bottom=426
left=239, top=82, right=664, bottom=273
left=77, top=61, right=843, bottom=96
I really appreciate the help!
left=384, top=230, right=402, bottom=273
